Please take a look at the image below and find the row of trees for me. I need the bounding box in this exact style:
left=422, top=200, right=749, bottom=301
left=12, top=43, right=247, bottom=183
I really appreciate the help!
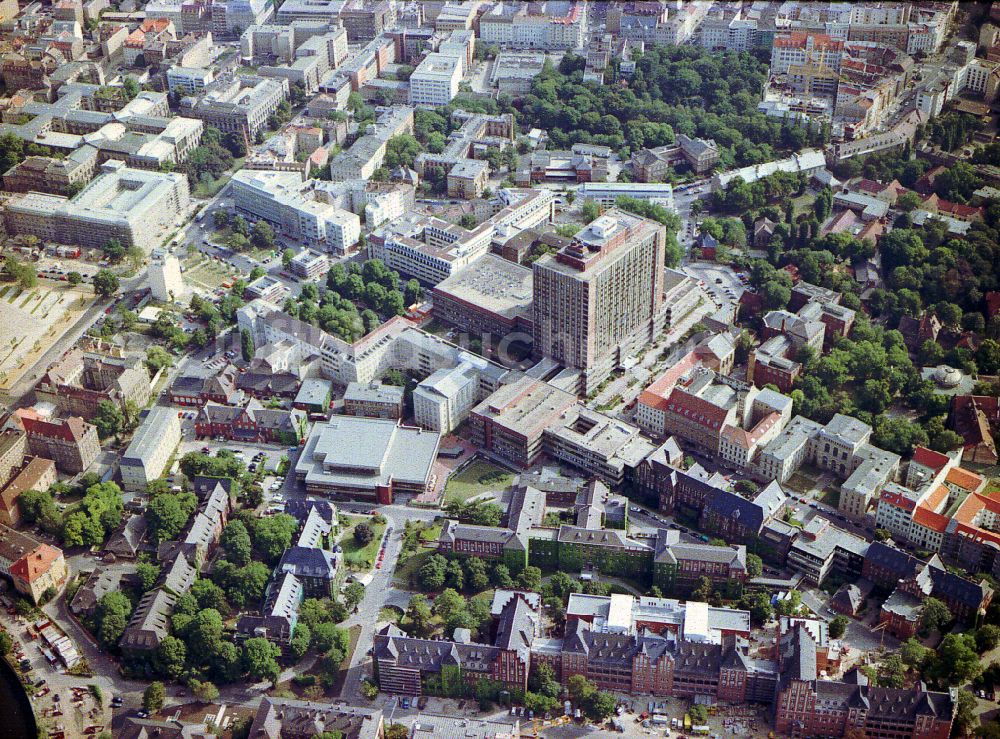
left=415, top=553, right=541, bottom=596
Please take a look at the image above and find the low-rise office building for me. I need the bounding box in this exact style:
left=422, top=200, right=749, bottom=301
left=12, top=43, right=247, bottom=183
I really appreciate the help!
left=343, top=381, right=405, bottom=420
left=294, top=416, right=439, bottom=503
left=120, top=407, right=182, bottom=492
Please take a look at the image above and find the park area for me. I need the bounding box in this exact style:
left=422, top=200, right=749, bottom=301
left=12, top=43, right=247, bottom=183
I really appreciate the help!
left=0, top=280, right=94, bottom=395
left=182, top=252, right=242, bottom=292
left=443, top=457, right=513, bottom=506
left=338, top=514, right=386, bottom=570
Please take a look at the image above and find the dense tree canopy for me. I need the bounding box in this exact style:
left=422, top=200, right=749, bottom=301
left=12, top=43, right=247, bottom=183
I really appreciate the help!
left=520, top=47, right=825, bottom=163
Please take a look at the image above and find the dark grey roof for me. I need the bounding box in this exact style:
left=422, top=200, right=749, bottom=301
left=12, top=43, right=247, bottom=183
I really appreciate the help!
left=654, top=528, right=747, bottom=570
left=237, top=372, right=300, bottom=395
left=865, top=541, right=921, bottom=581
left=285, top=499, right=337, bottom=525
left=928, top=565, right=992, bottom=610
left=779, top=624, right=817, bottom=685
left=105, top=514, right=148, bottom=557
left=279, top=546, right=337, bottom=580
left=493, top=594, right=538, bottom=661
left=703, top=486, right=776, bottom=534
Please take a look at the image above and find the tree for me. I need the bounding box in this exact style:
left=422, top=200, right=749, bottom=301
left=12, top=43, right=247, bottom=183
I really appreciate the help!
left=93, top=269, right=120, bottom=297
left=954, top=689, right=979, bottom=736
left=900, top=638, right=930, bottom=669
left=919, top=597, right=952, bottom=635
left=67, top=271, right=82, bottom=286
left=977, top=625, right=1000, bottom=653
left=240, top=328, right=255, bottom=362
left=122, top=75, right=140, bottom=100
left=93, top=399, right=125, bottom=438
left=586, top=691, right=617, bottom=721
left=289, top=623, right=311, bottom=661
left=383, top=134, right=421, bottom=170
left=517, top=566, right=542, bottom=592
left=143, top=682, right=165, bottom=712
left=0, top=632, right=12, bottom=657
left=353, top=522, right=375, bottom=546
left=135, top=562, right=161, bottom=592
left=926, top=633, right=981, bottom=686
left=221, top=520, right=252, bottom=566
left=745, top=553, right=763, bottom=577
left=344, top=581, right=365, bottom=611
left=147, top=491, right=197, bottom=543
left=403, top=279, right=423, bottom=306
left=877, top=654, right=906, bottom=688
left=191, top=579, right=228, bottom=612
left=242, top=637, right=281, bottom=684
left=464, top=558, right=490, bottom=592
left=156, top=636, right=187, bottom=680
left=581, top=199, right=600, bottom=223
left=191, top=680, right=219, bottom=703
left=406, top=594, right=433, bottom=636
left=433, top=588, right=466, bottom=623
left=829, top=615, right=849, bottom=639
left=253, top=513, right=299, bottom=563
left=251, top=220, right=275, bottom=250
left=0, top=133, right=24, bottom=175
left=282, top=248, right=295, bottom=268
left=232, top=215, right=250, bottom=236
left=692, top=576, right=713, bottom=603
left=689, top=704, right=709, bottom=724
left=524, top=691, right=559, bottom=716
left=529, top=662, right=560, bottom=699
left=417, top=554, right=447, bottom=590
left=567, top=674, right=596, bottom=705
left=214, top=561, right=270, bottom=610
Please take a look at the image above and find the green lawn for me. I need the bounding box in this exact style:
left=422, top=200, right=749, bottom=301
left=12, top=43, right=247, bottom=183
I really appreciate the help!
left=339, top=515, right=386, bottom=570
left=790, top=191, right=818, bottom=218
left=443, top=458, right=513, bottom=505
left=818, top=485, right=840, bottom=508
left=419, top=522, right=442, bottom=543
left=784, top=472, right=816, bottom=495
left=378, top=606, right=403, bottom=624
left=394, top=549, right=432, bottom=589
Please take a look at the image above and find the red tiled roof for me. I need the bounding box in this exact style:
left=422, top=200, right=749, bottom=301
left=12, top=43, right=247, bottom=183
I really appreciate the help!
left=9, top=543, right=61, bottom=584
left=911, top=506, right=949, bottom=533
left=856, top=178, right=884, bottom=194
left=18, top=414, right=90, bottom=443
left=946, top=466, right=985, bottom=493
left=879, top=488, right=915, bottom=513
left=637, top=352, right=701, bottom=412
left=911, top=446, right=950, bottom=471
left=937, top=200, right=982, bottom=219
left=664, top=388, right=730, bottom=430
